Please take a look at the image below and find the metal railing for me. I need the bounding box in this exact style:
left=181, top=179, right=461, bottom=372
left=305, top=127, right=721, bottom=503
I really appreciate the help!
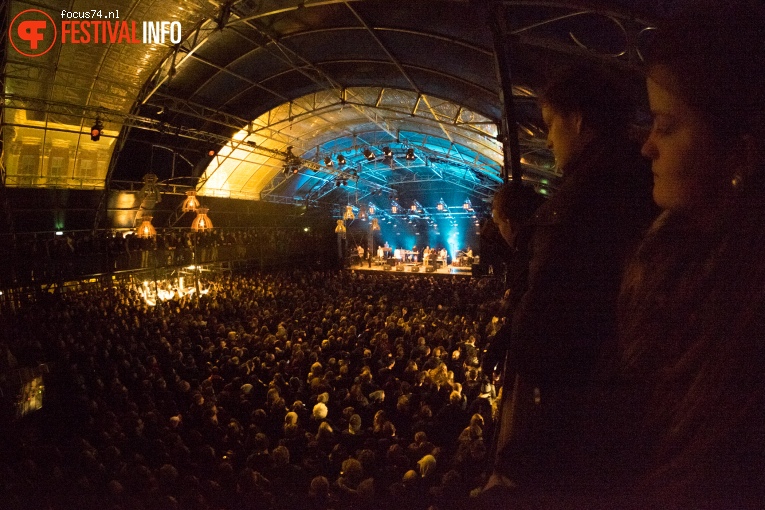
left=0, top=227, right=334, bottom=290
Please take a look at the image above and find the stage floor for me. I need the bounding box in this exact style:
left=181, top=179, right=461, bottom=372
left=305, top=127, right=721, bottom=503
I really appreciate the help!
left=349, top=260, right=473, bottom=277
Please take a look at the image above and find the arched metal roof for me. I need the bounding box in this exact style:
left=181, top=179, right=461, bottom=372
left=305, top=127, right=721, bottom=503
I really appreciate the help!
left=2, top=0, right=661, bottom=221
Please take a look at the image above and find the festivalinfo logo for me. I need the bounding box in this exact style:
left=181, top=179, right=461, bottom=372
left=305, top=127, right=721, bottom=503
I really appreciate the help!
left=9, top=8, right=183, bottom=58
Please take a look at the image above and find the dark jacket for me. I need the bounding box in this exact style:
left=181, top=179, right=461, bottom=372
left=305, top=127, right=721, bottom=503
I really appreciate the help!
left=611, top=172, right=765, bottom=508
left=495, top=135, right=656, bottom=489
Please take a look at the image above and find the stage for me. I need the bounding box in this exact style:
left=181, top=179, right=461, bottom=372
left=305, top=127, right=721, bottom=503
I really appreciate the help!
left=349, top=258, right=474, bottom=277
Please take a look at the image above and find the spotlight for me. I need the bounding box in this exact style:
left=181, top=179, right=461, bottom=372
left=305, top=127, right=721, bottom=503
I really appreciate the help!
left=405, top=148, right=415, bottom=160
left=383, top=146, right=393, bottom=165
left=337, top=154, right=346, bottom=166
left=292, top=167, right=298, bottom=174
left=335, top=180, right=341, bottom=187
left=363, top=148, right=375, bottom=161
left=324, top=156, right=334, bottom=167
left=90, top=119, right=103, bottom=142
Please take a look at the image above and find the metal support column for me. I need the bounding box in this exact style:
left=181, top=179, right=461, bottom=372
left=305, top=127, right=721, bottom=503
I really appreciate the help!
left=485, top=1, right=523, bottom=184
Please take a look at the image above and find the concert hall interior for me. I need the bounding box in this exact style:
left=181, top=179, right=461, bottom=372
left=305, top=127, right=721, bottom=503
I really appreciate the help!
left=3, top=1, right=745, bottom=509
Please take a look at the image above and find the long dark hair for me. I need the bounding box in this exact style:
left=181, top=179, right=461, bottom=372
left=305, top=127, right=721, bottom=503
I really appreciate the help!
left=642, top=0, right=765, bottom=143
left=538, top=63, right=633, bottom=137
left=616, top=2, right=765, bottom=503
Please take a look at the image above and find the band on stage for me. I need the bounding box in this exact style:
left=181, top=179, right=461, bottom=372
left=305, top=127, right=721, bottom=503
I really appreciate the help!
left=351, top=242, right=475, bottom=268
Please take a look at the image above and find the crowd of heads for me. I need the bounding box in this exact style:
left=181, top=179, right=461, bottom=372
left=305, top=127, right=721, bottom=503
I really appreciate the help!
left=1, top=269, right=507, bottom=510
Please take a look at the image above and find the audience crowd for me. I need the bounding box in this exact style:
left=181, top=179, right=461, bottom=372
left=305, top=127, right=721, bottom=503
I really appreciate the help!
left=0, top=269, right=507, bottom=510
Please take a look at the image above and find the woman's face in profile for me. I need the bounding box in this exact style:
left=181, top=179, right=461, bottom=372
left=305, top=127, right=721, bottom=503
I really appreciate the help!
left=641, top=66, right=724, bottom=213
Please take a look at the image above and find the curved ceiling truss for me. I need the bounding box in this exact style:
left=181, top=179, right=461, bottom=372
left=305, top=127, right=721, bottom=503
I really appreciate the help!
left=2, top=0, right=658, bottom=221
left=195, top=86, right=551, bottom=208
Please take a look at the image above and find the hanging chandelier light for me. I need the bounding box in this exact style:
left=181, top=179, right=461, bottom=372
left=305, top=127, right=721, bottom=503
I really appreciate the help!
left=334, top=219, right=347, bottom=233
left=140, top=173, right=162, bottom=203
left=343, top=205, right=355, bottom=220
left=135, top=216, right=156, bottom=238
left=437, top=198, right=447, bottom=212
left=463, top=198, right=473, bottom=211
left=191, top=207, right=213, bottom=232
left=391, top=200, right=400, bottom=214
left=368, top=203, right=376, bottom=215
left=371, top=218, right=380, bottom=231
left=181, top=190, right=201, bottom=212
